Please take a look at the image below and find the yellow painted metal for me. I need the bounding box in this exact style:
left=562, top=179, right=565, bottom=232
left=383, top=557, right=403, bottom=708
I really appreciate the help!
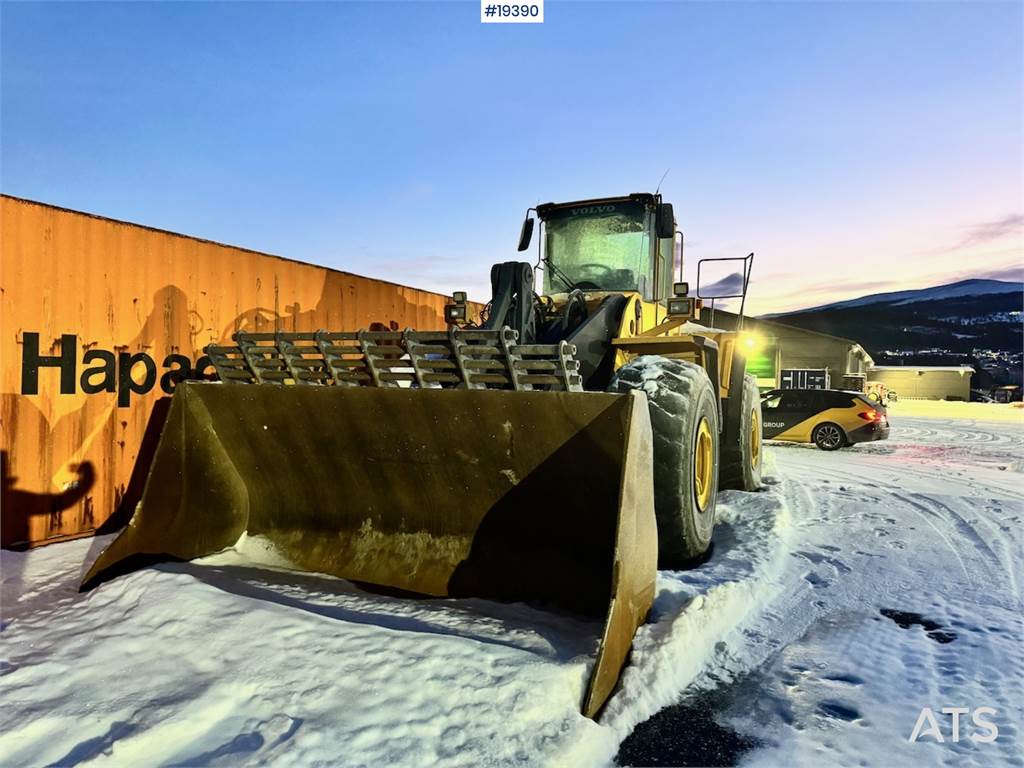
left=550, top=289, right=741, bottom=398
left=612, top=294, right=643, bottom=371
left=611, top=335, right=704, bottom=355
left=605, top=297, right=742, bottom=399
left=634, top=316, right=689, bottom=337
left=715, top=337, right=733, bottom=399
left=639, top=298, right=663, bottom=336
left=81, top=383, right=658, bottom=719
left=694, top=417, right=714, bottom=512
left=750, top=408, right=761, bottom=468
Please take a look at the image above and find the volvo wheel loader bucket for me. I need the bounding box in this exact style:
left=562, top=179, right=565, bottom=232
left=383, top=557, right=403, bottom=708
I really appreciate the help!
left=82, top=383, right=657, bottom=718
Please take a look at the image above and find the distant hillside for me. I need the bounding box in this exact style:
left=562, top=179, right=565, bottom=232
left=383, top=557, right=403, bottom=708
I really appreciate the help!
left=766, top=278, right=1022, bottom=316
left=765, top=279, right=1022, bottom=355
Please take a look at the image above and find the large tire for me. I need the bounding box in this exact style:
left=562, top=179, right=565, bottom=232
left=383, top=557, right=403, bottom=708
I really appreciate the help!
left=720, top=373, right=763, bottom=491
left=609, top=356, right=720, bottom=567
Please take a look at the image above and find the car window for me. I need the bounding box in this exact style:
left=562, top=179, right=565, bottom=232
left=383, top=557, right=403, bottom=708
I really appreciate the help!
left=763, top=395, right=782, bottom=410
left=825, top=391, right=855, bottom=408
left=780, top=391, right=816, bottom=410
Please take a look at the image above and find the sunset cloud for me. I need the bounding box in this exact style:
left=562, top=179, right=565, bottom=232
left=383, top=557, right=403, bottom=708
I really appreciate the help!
left=951, top=214, right=1023, bottom=250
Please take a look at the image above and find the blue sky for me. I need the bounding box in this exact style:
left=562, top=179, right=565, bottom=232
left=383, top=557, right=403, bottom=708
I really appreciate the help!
left=2, top=1, right=1021, bottom=313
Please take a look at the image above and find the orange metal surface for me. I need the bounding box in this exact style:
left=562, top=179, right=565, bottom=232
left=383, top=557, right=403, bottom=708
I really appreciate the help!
left=0, top=195, right=479, bottom=547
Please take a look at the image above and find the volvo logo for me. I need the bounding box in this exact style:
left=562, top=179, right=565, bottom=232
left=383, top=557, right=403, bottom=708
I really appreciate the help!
left=570, top=205, right=616, bottom=216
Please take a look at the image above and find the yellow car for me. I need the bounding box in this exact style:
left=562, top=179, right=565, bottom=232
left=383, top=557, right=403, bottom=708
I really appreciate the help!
left=761, top=388, right=890, bottom=450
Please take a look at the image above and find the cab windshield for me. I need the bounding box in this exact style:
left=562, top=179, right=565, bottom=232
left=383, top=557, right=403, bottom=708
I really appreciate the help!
left=541, top=201, right=652, bottom=295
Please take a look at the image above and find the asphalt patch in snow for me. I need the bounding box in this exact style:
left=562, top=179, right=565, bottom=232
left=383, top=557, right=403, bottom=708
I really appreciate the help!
left=614, top=675, right=761, bottom=767
left=879, top=608, right=959, bottom=645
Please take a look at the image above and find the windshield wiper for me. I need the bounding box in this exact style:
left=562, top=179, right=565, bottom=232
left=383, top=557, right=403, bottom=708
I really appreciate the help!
left=543, top=257, right=576, bottom=292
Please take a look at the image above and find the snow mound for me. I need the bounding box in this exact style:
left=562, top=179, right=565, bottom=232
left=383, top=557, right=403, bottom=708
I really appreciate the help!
left=600, top=472, right=794, bottom=741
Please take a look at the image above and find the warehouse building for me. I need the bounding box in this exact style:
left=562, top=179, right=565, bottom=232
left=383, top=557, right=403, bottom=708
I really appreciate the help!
left=866, top=365, right=974, bottom=401
left=699, top=308, right=874, bottom=390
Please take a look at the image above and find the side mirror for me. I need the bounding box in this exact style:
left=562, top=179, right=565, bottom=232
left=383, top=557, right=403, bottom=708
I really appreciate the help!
left=517, top=216, right=535, bottom=252
left=656, top=203, right=674, bottom=239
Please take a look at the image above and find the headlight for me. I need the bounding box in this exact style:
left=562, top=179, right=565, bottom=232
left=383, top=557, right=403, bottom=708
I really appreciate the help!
left=667, top=297, right=694, bottom=317
left=739, top=332, right=765, bottom=353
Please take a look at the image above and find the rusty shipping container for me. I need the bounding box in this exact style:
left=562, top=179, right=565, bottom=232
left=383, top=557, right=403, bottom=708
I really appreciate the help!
left=1, top=195, right=480, bottom=548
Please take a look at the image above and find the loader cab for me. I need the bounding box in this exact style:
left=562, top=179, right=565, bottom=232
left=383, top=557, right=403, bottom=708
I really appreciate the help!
left=522, top=193, right=679, bottom=303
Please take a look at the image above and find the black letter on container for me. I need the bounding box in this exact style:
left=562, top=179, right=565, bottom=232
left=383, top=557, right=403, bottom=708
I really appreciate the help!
left=118, top=352, right=157, bottom=407
left=80, top=349, right=117, bottom=394
left=21, top=333, right=77, bottom=395
left=160, top=354, right=193, bottom=394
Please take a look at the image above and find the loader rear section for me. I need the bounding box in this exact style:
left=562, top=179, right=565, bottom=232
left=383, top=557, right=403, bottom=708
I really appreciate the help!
left=82, top=371, right=657, bottom=717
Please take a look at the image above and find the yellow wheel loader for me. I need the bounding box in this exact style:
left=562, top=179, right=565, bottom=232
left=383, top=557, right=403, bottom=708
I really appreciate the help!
left=82, top=193, right=763, bottom=719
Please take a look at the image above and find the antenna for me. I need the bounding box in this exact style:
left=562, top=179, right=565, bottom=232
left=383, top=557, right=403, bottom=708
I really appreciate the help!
left=655, top=168, right=670, bottom=194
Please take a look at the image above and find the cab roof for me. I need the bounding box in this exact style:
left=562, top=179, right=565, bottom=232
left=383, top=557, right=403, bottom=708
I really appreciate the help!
left=536, top=193, right=658, bottom=220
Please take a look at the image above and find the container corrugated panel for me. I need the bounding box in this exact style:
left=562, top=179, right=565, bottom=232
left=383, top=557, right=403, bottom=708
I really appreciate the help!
left=0, top=195, right=482, bottom=547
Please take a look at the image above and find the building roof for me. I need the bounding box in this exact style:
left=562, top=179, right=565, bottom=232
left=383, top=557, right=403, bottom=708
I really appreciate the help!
left=702, top=308, right=874, bottom=363
left=753, top=316, right=868, bottom=349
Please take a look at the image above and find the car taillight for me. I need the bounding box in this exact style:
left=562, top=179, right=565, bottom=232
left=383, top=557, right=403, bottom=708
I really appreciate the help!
left=858, top=410, right=882, bottom=422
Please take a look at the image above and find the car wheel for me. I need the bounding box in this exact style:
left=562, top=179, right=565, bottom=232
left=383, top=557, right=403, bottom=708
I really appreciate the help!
left=813, top=422, right=845, bottom=451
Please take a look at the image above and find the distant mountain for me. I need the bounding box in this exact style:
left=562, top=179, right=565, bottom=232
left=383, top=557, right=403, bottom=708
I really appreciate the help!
left=764, top=279, right=1023, bottom=356
left=766, top=278, right=1022, bottom=316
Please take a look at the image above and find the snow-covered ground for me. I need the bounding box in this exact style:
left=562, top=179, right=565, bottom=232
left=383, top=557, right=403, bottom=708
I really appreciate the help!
left=686, top=412, right=1024, bottom=768
left=886, top=398, right=1024, bottom=423
left=1, top=410, right=1021, bottom=767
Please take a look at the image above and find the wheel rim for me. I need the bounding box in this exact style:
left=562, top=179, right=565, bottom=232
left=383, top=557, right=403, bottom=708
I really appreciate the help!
left=694, top=416, right=714, bottom=511
left=819, top=425, right=842, bottom=448
left=750, top=409, right=761, bottom=468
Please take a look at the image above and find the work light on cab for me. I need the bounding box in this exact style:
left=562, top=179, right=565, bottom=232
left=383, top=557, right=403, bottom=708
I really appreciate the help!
left=739, top=331, right=765, bottom=354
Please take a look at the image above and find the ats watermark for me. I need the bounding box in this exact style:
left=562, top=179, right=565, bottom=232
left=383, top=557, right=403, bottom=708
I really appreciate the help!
left=909, top=707, right=999, bottom=744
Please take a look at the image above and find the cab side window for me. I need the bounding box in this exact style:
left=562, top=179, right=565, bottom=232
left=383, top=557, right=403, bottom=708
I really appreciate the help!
left=763, top=394, right=783, bottom=410
left=658, top=237, right=674, bottom=302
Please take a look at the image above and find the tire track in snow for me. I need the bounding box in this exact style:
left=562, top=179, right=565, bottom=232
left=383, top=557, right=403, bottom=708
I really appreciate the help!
left=891, top=491, right=972, bottom=582
left=896, top=492, right=1019, bottom=597
left=713, top=416, right=1024, bottom=768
